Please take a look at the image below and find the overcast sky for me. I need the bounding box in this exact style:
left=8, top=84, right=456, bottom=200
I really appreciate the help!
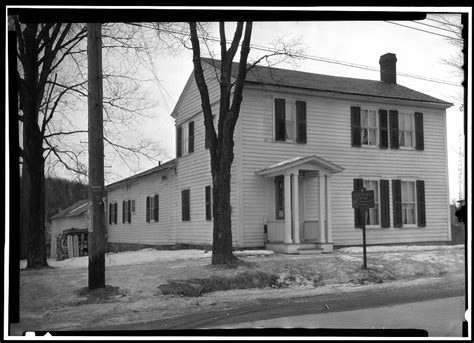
left=128, top=10, right=466, bottom=202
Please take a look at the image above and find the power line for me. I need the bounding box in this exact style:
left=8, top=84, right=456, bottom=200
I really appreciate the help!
left=426, top=17, right=462, bottom=29
left=410, top=20, right=458, bottom=34
left=130, top=23, right=462, bottom=88
left=384, top=21, right=462, bottom=41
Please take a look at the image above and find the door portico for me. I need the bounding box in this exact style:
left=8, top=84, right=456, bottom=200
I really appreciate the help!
left=256, top=155, right=344, bottom=253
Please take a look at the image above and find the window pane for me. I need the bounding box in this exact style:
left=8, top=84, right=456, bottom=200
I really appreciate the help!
left=361, top=110, right=368, bottom=126
left=399, top=131, right=405, bottom=147
left=406, top=114, right=413, bottom=130
left=405, top=131, right=413, bottom=147
left=369, top=128, right=377, bottom=145
left=407, top=182, right=415, bottom=201
left=362, top=128, right=368, bottom=145
left=285, top=121, right=294, bottom=140
left=399, top=114, right=405, bottom=130
left=369, top=111, right=376, bottom=127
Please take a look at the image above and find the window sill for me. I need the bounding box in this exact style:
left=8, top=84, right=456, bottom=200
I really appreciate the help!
left=270, top=138, right=306, bottom=144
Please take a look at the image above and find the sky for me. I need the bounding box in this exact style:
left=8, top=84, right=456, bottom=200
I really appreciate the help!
left=129, top=9, right=468, bottom=202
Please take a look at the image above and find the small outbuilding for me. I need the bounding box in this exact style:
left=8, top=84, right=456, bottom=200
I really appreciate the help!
left=50, top=199, right=90, bottom=260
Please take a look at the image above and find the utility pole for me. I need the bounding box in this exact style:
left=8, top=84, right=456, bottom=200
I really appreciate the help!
left=87, top=23, right=106, bottom=290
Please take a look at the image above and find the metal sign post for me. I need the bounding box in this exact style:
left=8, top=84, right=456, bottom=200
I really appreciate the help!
left=352, top=188, right=375, bottom=269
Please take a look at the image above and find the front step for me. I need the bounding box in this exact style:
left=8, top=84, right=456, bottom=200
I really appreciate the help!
left=297, top=248, right=323, bottom=255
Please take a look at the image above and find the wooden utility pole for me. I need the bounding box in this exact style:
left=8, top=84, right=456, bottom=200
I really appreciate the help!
left=87, top=23, right=106, bottom=290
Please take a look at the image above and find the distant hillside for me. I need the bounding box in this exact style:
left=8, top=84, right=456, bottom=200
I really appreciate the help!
left=45, top=177, right=88, bottom=221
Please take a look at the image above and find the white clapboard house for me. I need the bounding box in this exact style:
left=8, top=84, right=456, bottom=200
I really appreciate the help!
left=106, top=53, right=453, bottom=254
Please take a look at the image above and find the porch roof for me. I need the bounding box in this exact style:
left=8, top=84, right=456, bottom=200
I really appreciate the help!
left=255, top=155, right=344, bottom=176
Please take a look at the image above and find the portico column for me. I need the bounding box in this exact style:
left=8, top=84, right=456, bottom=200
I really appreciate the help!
left=325, top=174, right=332, bottom=243
left=284, top=172, right=292, bottom=243
left=292, top=171, right=300, bottom=243
left=318, top=172, right=326, bottom=243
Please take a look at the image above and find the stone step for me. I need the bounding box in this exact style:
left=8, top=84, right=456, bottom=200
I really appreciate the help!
left=297, top=248, right=323, bottom=255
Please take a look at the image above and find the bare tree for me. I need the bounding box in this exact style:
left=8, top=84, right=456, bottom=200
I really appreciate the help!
left=436, top=14, right=464, bottom=111
left=188, top=22, right=303, bottom=265
left=189, top=21, right=252, bottom=265
left=13, top=19, right=167, bottom=267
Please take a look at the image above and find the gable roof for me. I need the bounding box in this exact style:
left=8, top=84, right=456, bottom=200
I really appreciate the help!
left=51, top=199, right=89, bottom=220
left=200, top=57, right=452, bottom=107
left=106, top=159, right=176, bottom=189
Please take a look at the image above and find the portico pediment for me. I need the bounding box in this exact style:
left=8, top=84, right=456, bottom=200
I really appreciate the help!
left=255, top=155, right=344, bottom=178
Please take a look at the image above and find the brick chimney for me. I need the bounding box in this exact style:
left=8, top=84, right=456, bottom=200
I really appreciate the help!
left=379, top=53, right=397, bottom=84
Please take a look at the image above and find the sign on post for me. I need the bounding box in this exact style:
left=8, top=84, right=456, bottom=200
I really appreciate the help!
left=351, top=188, right=375, bottom=269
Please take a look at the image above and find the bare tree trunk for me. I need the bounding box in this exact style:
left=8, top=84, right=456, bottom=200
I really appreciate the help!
left=22, top=94, right=48, bottom=268
left=21, top=23, right=48, bottom=268
left=211, top=138, right=237, bottom=264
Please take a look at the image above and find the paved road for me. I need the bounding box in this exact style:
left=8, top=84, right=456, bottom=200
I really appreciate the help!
left=76, top=275, right=466, bottom=336
left=207, top=296, right=465, bottom=337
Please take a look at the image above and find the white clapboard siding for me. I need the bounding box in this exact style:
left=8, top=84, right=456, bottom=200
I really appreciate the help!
left=107, top=171, right=176, bottom=246
left=239, top=87, right=450, bottom=246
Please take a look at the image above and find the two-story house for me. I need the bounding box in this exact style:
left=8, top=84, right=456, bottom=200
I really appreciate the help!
left=105, top=53, right=453, bottom=254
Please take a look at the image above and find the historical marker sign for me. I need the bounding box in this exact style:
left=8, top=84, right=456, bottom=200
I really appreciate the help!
left=351, top=188, right=375, bottom=269
left=352, top=188, right=375, bottom=209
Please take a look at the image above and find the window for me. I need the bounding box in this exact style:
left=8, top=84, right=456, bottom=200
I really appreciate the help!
left=275, top=98, right=306, bottom=143
left=401, top=181, right=416, bottom=224
left=182, top=189, right=190, bottom=221
left=177, top=121, right=195, bottom=157
left=392, top=179, right=426, bottom=228
left=352, top=107, right=423, bottom=151
left=398, top=113, right=414, bottom=148
left=146, top=195, right=159, bottom=222
left=361, top=109, right=377, bottom=146
left=363, top=180, right=379, bottom=225
left=108, top=202, right=118, bottom=225
left=275, top=176, right=285, bottom=219
left=182, top=124, right=189, bottom=155
left=131, top=199, right=136, bottom=214
left=122, top=200, right=131, bottom=224
left=205, top=186, right=212, bottom=221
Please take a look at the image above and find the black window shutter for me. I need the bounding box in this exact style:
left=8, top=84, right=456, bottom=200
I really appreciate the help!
left=182, top=190, right=189, bottom=221
left=114, top=203, right=118, bottom=224
left=109, top=203, right=112, bottom=224
left=353, top=178, right=364, bottom=228
left=128, top=200, right=132, bottom=224
left=379, top=109, right=388, bottom=149
left=296, top=100, right=307, bottom=143
left=146, top=196, right=150, bottom=223
left=122, top=200, right=125, bottom=223
left=389, top=110, right=399, bottom=149
left=351, top=106, right=361, bottom=147
left=380, top=180, right=390, bottom=228
left=415, top=112, right=424, bottom=151
left=274, top=98, right=286, bottom=141
left=416, top=180, right=426, bottom=227
left=177, top=126, right=182, bottom=157
left=392, top=179, right=402, bottom=228
left=205, top=186, right=212, bottom=221
left=188, top=121, right=194, bottom=153
left=154, top=194, right=159, bottom=222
